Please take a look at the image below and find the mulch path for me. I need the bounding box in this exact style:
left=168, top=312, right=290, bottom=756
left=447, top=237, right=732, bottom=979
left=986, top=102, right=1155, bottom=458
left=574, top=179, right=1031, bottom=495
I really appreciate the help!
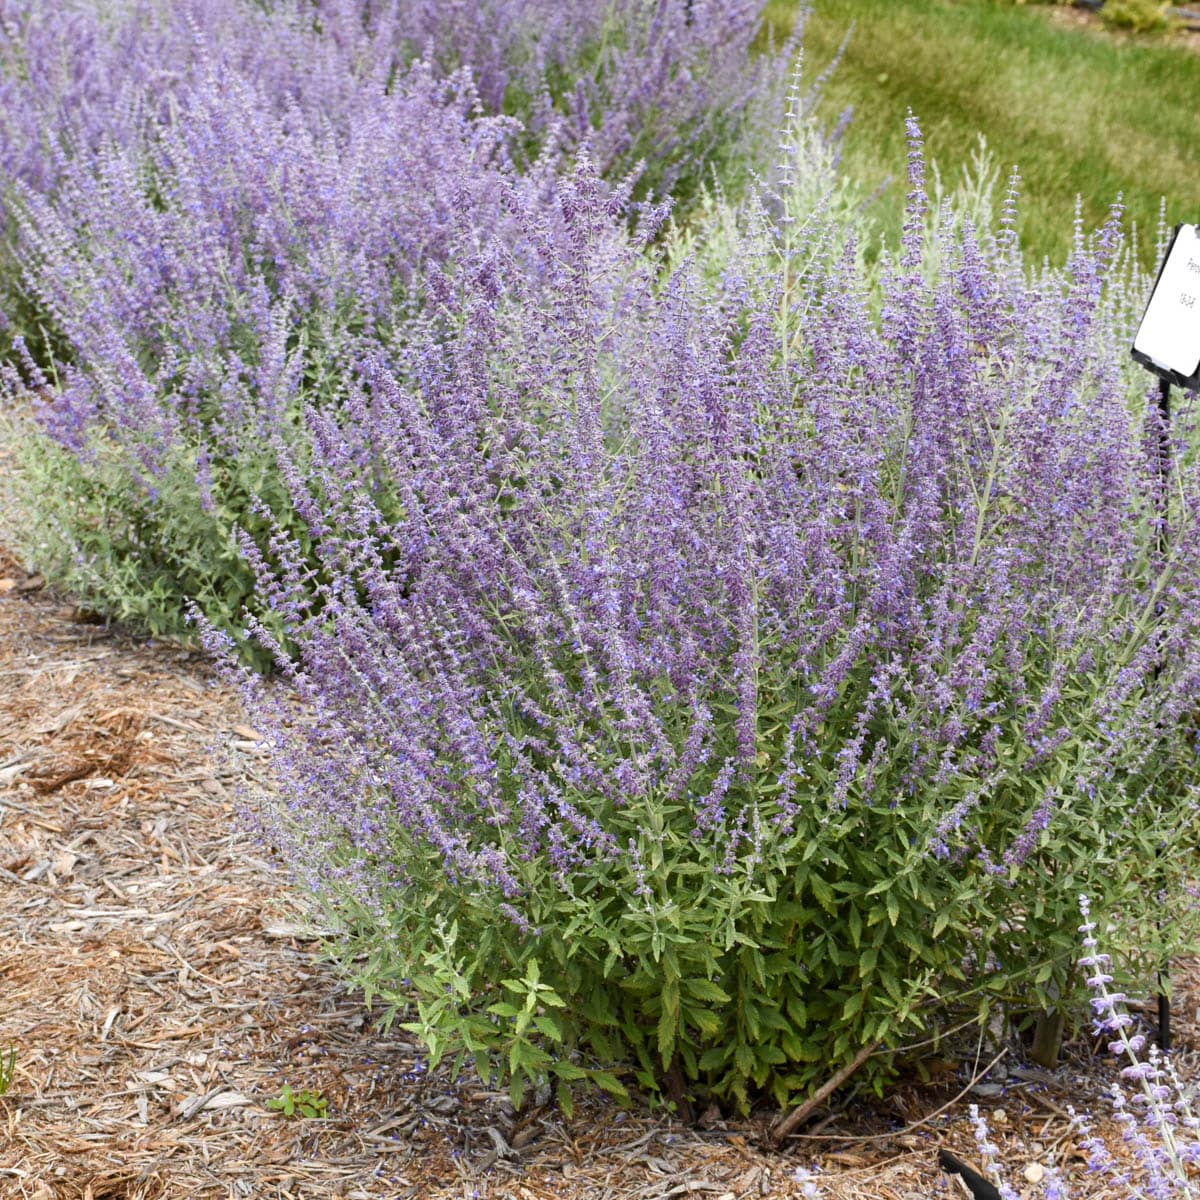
left=1, top=475, right=1197, bottom=1196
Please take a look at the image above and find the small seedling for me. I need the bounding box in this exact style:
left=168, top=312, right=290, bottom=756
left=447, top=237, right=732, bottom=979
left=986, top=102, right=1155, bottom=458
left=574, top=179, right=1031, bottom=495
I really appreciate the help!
left=0, top=1048, right=16, bottom=1097
left=266, top=1083, right=328, bottom=1119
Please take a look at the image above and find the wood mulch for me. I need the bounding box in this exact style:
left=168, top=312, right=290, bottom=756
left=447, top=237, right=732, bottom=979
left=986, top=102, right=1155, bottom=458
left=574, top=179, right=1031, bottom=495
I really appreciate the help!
left=1, top=485, right=1198, bottom=1195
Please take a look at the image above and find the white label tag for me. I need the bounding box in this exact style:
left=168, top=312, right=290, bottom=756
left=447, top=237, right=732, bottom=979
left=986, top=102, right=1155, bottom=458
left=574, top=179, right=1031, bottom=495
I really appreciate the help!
left=1134, top=224, right=1200, bottom=378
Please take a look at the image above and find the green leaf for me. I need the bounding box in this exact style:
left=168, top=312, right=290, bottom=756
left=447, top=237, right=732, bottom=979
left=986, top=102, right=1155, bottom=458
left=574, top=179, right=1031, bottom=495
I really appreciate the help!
left=552, top=1062, right=588, bottom=1082
left=842, top=990, right=867, bottom=1021
left=734, top=1043, right=755, bottom=1077
left=848, top=905, right=863, bottom=948
left=534, top=1015, right=563, bottom=1041
left=591, top=1071, right=629, bottom=1101
left=658, top=981, right=680, bottom=1066
left=811, top=874, right=837, bottom=915
left=556, top=1079, right=575, bottom=1118
left=683, top=978, right=731, bottom=1004
left=662, top=979, right=680, bottom=1023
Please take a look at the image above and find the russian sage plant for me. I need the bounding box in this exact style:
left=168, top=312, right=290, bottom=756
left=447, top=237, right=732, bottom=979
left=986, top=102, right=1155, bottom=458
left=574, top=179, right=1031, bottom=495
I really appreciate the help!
left=2, top=54, right=534, bottom=654
left=366, top=0, right=800, bottom=203
left=220, top=123, right=1200, bottom=1112
left=0, top=0, right=793, bottom=199
left=0, top=0, right=796, bottom=648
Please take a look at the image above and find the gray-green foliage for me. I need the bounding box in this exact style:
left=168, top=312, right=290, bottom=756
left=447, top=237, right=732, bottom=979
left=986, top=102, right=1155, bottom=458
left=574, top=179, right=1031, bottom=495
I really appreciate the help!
left=6, top=412, right=290, bottom=668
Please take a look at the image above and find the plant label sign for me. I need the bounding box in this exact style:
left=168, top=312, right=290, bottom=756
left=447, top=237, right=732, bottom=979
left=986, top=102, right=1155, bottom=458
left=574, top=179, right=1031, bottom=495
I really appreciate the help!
left=1132, top=223, right=1200, bottom=390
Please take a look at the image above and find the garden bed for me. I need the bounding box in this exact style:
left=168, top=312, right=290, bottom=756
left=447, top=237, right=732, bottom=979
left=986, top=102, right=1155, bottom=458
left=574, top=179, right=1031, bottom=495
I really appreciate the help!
left=2, top=552, right=1198, bottom=1197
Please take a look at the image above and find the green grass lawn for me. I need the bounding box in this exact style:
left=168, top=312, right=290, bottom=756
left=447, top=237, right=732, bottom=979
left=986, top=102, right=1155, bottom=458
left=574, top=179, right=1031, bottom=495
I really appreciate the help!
left=766, top=0, right=1200, bottom=264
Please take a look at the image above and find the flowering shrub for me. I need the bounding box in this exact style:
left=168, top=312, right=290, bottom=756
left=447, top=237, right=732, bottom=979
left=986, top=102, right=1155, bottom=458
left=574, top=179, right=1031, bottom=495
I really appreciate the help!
left=1, top=0, right=794, bottom=649
left=0, top=0, right=384, bottom=363
left=4, top=0, right=1198, bottom=1124
left=364, top=0, right=799, bottom=202
left=3, top=53, right=534, bottom=656
left=221, top=126, right=1200, bottom=1111
left=0, top=0, right=792, bottom=201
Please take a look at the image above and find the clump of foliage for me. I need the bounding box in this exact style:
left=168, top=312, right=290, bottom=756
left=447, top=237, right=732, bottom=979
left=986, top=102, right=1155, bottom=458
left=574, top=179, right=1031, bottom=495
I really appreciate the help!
left=998, top=0, right=1169, bottom=33
left=216, top=118, right=1200, bottom=1114
left=1101, top=0, right=1171, bottom=33
left=266, top=1084, right=329, bottom=1119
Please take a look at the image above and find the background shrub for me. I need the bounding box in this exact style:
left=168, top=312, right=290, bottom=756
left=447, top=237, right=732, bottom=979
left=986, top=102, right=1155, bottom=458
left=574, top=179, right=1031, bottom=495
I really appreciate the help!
left=3, top=56, right=534, bottom=658
left=1100, top=0, right=1170, bottom=33
left=0, top=0, right=795, bottom=652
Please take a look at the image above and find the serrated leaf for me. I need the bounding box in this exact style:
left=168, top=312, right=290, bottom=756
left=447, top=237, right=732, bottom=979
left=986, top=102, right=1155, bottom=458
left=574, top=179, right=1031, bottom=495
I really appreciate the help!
left=683, top=978, right=731, bottom=1004
left=743, top=1000, right=762, bottom=1041
left=848, top=905, right=863, bottom=948
left=842, top=990, right=866, bottom=1021
left=552, top=1062, right=588, bottom=1082
left=663, top=978, right=680, bottom=1020
left=734, top=1043, right=755, bottom=1077
left=786, top=995, right=808, bottom=1027
left=657, top=1012, right=676, bottom=1067
left=591, top=1071, right=629, bottom=1101
left=534, top=1015, right=563, bottom=1041
left=811, top=874, right=837, bottom=915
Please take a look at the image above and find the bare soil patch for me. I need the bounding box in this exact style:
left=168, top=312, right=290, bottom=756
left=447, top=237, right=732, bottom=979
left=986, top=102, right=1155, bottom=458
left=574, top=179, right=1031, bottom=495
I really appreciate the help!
left=0, top=549, right=1197, bottom=1197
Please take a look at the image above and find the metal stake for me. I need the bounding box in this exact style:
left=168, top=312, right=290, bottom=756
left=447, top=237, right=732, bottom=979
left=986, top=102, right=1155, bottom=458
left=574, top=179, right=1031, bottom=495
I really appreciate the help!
left=1155, top=373, right=1172, bottom=1054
